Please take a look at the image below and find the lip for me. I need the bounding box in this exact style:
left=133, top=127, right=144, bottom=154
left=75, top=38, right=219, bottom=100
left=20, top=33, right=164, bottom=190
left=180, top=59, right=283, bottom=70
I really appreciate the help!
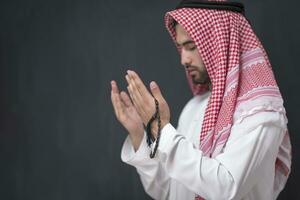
left=186, top=68, right=197, bottom=74
left=185, top=66, right=197, bottom=72
left=187, top=69, right=196, bottom=72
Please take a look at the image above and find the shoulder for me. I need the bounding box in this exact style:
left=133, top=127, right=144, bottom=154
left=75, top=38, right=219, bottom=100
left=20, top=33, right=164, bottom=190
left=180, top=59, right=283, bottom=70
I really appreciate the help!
left=234, top=111, right=287, bottom=132
left=227, top=111, right=288, bottom=148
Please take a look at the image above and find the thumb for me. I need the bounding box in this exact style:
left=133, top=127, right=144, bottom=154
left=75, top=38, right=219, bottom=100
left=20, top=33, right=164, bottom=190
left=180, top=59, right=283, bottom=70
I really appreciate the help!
left=150, top=81, right=164, bottom=101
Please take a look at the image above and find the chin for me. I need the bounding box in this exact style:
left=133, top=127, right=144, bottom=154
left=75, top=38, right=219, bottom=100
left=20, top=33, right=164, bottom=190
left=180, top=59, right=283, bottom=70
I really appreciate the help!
left=191, top=73, right=210, bottom=85
left=192, top=78, right=209, bottom=85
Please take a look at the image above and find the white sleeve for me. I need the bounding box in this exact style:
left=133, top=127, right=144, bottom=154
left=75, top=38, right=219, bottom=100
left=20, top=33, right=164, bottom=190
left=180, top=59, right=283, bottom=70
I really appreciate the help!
left=120, top=100, right=191, bottom=200
left=121, top=132, right=170, bottom=199
left=156, top=111, right=286, bottom=200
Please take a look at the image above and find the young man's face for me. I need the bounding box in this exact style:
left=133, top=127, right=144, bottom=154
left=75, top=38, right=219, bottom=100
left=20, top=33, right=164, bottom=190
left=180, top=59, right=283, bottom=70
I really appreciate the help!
left=175, top=24, right=210, bottom=85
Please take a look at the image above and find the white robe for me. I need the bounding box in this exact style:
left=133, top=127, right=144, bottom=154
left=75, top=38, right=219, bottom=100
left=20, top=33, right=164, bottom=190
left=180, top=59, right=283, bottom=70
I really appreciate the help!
left=121, top=92, right=287, bottom=200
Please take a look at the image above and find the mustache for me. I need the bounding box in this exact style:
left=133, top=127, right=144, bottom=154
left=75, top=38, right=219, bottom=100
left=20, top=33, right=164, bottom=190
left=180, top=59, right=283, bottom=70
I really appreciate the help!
left=184, top=64, right=197, bottom=70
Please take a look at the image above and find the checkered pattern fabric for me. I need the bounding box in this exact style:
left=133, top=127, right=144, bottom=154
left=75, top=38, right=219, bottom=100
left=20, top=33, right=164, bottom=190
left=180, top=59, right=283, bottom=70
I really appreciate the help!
left=164, top=1, right=291, bottom=199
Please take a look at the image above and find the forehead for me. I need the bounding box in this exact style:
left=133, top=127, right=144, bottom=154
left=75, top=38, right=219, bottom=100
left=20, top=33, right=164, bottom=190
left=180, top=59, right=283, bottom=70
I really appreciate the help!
left=175, top=24, right=193, bottom=44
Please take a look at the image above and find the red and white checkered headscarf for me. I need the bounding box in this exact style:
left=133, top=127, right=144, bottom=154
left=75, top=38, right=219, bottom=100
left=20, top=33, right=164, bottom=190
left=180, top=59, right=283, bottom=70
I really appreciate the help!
left=165, top=1, right=291, bottom=199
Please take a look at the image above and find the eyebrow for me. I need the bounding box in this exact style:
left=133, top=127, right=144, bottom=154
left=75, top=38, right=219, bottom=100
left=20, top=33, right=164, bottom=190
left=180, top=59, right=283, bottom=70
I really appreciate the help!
left=176, top=40, right=195, bottom=46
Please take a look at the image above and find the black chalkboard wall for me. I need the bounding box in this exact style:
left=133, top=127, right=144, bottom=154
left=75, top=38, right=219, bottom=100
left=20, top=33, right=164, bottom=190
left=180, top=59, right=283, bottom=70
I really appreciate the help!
left=0, top=0, right=299, bottom=199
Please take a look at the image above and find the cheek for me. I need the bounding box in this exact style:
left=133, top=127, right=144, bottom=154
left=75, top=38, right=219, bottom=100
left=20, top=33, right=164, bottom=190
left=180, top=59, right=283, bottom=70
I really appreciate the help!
left=191, top=53, right=204, bottom=68
left=192, top=51, right=203, bottom=63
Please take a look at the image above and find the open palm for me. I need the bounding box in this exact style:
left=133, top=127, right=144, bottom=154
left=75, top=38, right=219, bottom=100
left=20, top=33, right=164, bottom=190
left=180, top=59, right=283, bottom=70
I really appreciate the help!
left=111, top=80, right=144, bottom=136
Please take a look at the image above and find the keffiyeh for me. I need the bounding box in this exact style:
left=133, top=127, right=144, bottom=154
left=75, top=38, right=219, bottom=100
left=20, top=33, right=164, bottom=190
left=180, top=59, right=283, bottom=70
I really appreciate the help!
left=164, top=0, right=291, bottom=199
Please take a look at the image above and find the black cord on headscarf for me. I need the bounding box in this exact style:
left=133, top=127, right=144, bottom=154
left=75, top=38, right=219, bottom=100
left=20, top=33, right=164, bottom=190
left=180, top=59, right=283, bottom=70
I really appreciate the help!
left=176, top=0, right=245, bottom=16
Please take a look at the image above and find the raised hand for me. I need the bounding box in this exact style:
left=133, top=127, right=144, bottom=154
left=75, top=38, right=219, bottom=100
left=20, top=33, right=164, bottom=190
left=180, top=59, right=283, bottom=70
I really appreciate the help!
left=125, top=70, right=170, bottom=137
left=110, top=80, right=144, bottom=151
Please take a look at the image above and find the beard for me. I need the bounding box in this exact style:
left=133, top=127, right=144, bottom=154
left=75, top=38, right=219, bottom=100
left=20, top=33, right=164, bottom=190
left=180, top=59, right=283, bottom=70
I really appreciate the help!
left=191, top=68, right=210, bottom=85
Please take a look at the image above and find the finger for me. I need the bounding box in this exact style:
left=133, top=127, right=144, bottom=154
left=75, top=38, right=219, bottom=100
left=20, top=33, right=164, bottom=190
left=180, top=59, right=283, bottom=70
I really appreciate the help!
left=111, top=80, right=120, bottom=94
left=125, top=75, right=135, bottom=102
left=126, top=74, right=144, bottom=108
left=120, top=91, right=133, bottom=107
left=126, top=73, right=159, bottom=122
left=126, top=74, right=145, bottom=105
left=125, top=74, right=131, bottom=86
left=111, top=92, right=120, bottom=117
left=127, top=70, right=152, bottom=99
left=110, top=81, right=125, bottom=118
left=149, top=81, right=164, bottom=102
left=127, top=72, right=154, bottom=111
left=126, top=83, right=148, bottom=124
left=110, top=81, right=119, bottom=110
left=126, top=82, right=141, bottom=111
left=125, top=74, right=134, bottom=94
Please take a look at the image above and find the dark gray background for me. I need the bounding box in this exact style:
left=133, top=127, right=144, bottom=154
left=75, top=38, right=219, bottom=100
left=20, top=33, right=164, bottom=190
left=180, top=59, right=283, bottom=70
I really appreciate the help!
left=0, top=0, right=299, bottom=199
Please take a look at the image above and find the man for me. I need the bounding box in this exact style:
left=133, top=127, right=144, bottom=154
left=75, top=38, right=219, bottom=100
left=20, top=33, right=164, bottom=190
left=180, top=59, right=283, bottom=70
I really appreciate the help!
left=110, top=0, right=291, bottom=199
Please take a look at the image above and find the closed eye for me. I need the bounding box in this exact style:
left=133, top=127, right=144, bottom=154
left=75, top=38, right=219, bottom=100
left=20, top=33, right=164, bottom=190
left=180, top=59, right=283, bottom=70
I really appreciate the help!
left=176, top=41, right=197, bottom=51
left=184, top=43, right=196, bottom=51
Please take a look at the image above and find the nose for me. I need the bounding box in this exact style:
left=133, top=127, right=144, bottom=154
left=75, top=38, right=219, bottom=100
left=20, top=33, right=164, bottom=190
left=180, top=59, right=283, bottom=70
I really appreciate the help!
left=180, top=49, right=192, bottom=67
